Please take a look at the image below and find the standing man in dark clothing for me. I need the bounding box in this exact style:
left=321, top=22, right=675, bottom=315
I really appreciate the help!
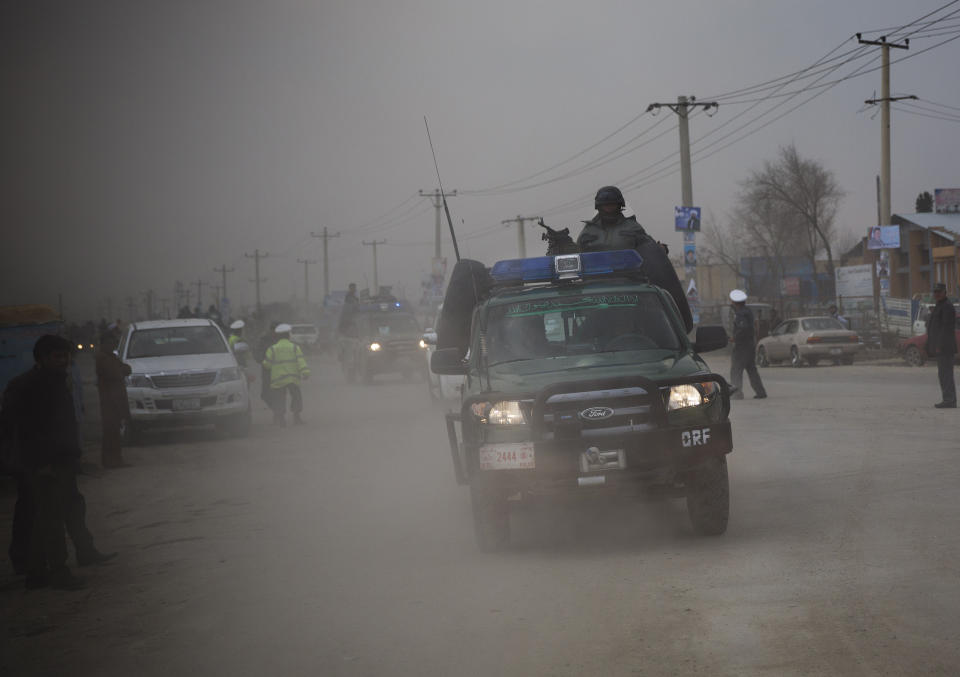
left=544, top=186, right=693, bottom=332
left=344, top=283, right=359, bottom=306
left=96, top=328, right=132, bottom=468
left=926, top=283, right=957, bottom=408
left=255, top=321, right=281, bottom=408
left=729, top=289, right=767, bottom=400
left=1, top=335, right=88, bottom=589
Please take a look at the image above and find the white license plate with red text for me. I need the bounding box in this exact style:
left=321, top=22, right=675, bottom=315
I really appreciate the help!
left=479, top=443, right=535, bottom=470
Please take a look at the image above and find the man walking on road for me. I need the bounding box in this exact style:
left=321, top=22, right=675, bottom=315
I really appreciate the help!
left=95, top=327, right=132, bottom=467
left=729, top=289, right=767, bottom=401
left=1, top=336, right=93, bottom=589
left=263, top=324, right=310, bottom=426
left=926, top=282, right=956, bottom=408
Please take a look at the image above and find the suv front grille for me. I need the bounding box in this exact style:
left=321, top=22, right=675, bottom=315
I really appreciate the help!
left=150, top=372, right=217, bottom=388
left=540, top=387, right=656, bottom=440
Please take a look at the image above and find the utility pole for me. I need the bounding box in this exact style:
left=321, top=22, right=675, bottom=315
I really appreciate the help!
left=213, top=284, right=221, bottom=310
left=297, top=258, right=318, bottom=303
left=310, top=227, right=340, bottom=299
left=362, top=239, right=386, bottom=295
left=501, top=215, right=542, bottom=258
left=160, top=298, right=170, bottom=319
left=194, top=279, right=207, bottom=311
left=646, top=96, right=718, bottom=210
left=857, top=33, right=910, bottom=226
left=125, top=296, right=137, bottom=321
left=142, top=289, right=154, bottom=319
left=646, top=96, right=718, bottom=326
left=419, top=188, right=458, bottom=260
left=213, top=264, right=234, bottom=308
left=244, top=249, right=269, bottom=314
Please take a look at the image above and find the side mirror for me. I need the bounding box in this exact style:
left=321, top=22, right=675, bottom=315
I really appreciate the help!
left=693, top=325, right=728, bottom=353
left=431, top=347, right=467, bottom=375
left=422, top=331, right=437, bottom=346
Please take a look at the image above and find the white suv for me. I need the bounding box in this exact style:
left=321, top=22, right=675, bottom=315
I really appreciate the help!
left=118, top=319, right=250, bottom=439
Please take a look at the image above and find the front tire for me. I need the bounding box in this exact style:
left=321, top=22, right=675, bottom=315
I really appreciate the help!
left=470, top=482, right=510, bottom=551
left=790, top=346, right=803, bottom=368
left=120, top=418, right=143, bottom=446
left=686, top=456, right=730, bottom=536
left=756, top=346, right=769, bottom=368
left=904, top=345, right=924, bottom=367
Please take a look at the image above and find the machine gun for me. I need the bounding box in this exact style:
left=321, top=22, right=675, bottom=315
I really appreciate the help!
left=538, top=218, right=578, bottom=255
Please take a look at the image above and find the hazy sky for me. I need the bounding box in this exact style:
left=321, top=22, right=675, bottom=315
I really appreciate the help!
left=3, top=0, right=959, bottom=319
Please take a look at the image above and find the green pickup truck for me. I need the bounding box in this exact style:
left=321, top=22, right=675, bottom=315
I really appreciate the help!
left=432, top=250, right=733, bottom=550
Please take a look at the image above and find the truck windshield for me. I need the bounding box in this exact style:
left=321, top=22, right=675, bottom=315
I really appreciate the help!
left=127, top=326, right=228, bottom=358
left=485, top=291, right=682, bottom=365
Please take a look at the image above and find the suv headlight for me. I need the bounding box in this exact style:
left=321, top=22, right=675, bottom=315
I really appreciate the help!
left=469, top=400, right=527, bottom=425
left=127, top=374, right=153, bottom=388
left=489, top=401, right=525, bottom=425
left=220, top=367, right=242, bottom=382
left=665, top=382, right=719, bottom=411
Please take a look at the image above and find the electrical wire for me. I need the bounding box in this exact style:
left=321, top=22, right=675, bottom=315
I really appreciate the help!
left=891, top=105, right=960, bottom=122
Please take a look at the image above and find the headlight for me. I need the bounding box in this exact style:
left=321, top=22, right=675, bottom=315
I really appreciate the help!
left=665, top=382, right=721, bottom=410
left=488, top=401, right=526, bottom=425
left=127, top=374, right=153, bottom=388
left=369, top=342, right=382, bottom=352
left=220, top=367, right=241, bottom=382
left=419, top=339, right=428, bottom=349
left=667, top=384, right=704, bottom=410
left=76, top=343, right=84, bottom=350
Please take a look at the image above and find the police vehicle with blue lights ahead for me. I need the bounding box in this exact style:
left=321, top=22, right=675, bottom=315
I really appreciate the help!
left=431, top=250, right=733, bottom=551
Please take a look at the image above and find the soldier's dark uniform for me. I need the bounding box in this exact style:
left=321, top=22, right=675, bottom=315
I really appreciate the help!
left=546, top=186, right=693, bottom=332
left=730, top=303, right=767, bottom=400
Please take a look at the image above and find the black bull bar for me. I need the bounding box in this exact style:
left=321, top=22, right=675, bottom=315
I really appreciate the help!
left=444, top=373, right=732, bottom=486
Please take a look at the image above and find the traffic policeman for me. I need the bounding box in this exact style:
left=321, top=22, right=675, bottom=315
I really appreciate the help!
left=263, top=323, right=310, bottom=426
left=228, top=320, right=249, bottom=367
left=729, top=289, right=767, bottom=400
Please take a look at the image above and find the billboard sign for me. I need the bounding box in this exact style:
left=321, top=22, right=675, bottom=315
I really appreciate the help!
left=866, top=225, right=900, bottom=250
left=674, top=206, right=701, bottom=232
left=835, top=264, right=874, bottom=298
left=935, top=188, right=960, bottom=214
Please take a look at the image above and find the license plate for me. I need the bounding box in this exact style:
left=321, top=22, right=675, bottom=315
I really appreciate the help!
left=479, top=443, right=535, bottom=470
left=173, top=398, right=202, bottom=411
left=830, top=348, right=843, bottom=355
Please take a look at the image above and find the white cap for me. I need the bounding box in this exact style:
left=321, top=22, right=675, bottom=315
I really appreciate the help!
left=275, top=323, right=292, bottom=333
left=230, top=319, right=245, bottom=330
left=729, top=289, right=747, bottom=303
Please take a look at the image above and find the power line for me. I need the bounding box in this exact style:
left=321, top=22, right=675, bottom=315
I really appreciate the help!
left=891, top=105, right=960, bottom=122
left=462, top=109, right=657, bottom=194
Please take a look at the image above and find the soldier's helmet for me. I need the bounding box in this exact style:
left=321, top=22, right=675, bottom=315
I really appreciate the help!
left=595, top=186, right=625, bottom=209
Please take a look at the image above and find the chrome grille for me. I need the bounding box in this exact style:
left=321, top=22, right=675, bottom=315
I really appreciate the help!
left=541, top=386, right=655, bottom=440
left=150, top=371, right=217, bottom=388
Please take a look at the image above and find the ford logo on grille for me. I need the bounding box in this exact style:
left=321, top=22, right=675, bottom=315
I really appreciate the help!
left=579, top=406, right=614, bottom=421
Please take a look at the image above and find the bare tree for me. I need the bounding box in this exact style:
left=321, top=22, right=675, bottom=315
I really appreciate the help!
left=749, top=143, right=844, bottom=280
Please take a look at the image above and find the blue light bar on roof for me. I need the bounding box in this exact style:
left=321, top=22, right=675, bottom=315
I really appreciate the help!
left=490, top=249, right=644, bottom=283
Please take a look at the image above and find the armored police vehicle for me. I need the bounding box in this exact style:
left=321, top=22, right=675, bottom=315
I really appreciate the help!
left=431, top=250, right=733, bottom=550
left=338, top=299, right=423, bottom=384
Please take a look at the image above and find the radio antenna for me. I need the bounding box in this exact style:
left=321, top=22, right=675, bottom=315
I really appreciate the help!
left=424, top=116, right=461, bottom=262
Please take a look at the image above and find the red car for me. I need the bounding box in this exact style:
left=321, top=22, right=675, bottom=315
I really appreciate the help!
left=898, top=319, right=960, bottom=366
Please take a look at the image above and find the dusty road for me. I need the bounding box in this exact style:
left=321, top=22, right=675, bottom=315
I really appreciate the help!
left=2, top=354, right=959, bottom=676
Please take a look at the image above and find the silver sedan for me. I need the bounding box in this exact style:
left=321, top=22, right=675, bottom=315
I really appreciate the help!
left=756, top=316, right=861, bottom=367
